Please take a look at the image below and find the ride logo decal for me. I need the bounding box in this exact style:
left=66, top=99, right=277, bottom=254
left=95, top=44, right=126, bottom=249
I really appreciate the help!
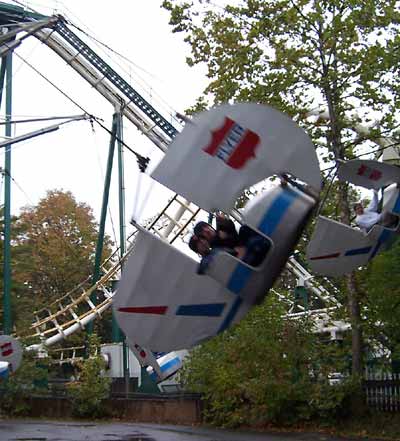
left=203, top=117, right=260, bottom=169
left=0, top=342, right=12, bottom=357
left=357, top=164, right=382, bottom=181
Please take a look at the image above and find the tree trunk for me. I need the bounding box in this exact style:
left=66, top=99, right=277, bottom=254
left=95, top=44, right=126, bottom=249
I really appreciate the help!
left=324, top=83, right=365, bottom=403
left=346, top=271, right=367, bottom=415
left=346, top=272, right=363, bottom=377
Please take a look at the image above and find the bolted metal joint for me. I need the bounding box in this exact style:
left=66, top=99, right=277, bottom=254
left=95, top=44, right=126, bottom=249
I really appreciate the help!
left=137, top=155, right=150, bottom=173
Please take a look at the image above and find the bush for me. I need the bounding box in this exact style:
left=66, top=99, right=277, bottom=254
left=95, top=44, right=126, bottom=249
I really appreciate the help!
left=67, top=334, right=111, bottom=418
left=180, top=294, right=357, bottom=428
left=0, top=349, right=49, bottom=416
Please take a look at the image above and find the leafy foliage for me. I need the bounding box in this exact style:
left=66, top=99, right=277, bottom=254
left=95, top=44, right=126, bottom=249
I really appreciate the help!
left=67, top=334, right=111, bottom=418
left=15, top=190, right=101, bottom=298
left=0, top=348, right=48, bottom=416
left=7, top=189, right=113, bottom=335
left=162, top=0, right=400, bottom=156
left=0, top=206, right=33, bottom=327
left=180, top=294, right=356, bottom=427
left=361, top=237, right=400, bottom=363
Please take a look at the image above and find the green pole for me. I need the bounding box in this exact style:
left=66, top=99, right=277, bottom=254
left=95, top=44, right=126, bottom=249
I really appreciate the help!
left=117, top=113, right=125, bottom=269
left=0, top=57, right=7, bottom=110
left=115, top=112, right=131, bottom=395
left=112, top=112, right=125, bottom=342
left=87, top=113, right=118, bottom=335
left=3, top=52, right=12, bottom=334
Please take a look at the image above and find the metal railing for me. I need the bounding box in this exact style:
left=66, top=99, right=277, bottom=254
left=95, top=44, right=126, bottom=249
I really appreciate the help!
left=364, top=371, right=400, bottom=412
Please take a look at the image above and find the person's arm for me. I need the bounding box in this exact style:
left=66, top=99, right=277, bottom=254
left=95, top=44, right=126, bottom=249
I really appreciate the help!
left=365, top=190, right=379, bottom=213
left=356, top=212, right=382, bottom=231
left=216, top=214, right=237, bottom=237
left=355, top=215, right=370, bottom=231
left=197, top=253, right=213, bottom=275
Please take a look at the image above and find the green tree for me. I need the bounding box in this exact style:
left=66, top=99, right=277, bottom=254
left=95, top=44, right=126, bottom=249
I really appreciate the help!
left=12, top=190, right=113, bottom=333
left=0, top=206, right=29, bottom=328
left=361, top=238, right=400, bottom=365
left=162, top=0, right=400, bottom=382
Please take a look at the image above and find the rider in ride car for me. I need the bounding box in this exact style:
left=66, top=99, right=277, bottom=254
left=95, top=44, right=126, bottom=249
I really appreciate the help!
left=354, top=190, right=398, bottom=233
left=189, top=214, right=270, bottom=273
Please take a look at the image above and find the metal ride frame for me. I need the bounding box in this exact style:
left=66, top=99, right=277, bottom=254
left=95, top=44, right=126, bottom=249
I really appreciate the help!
left=0, top=3, right=347, bottom=359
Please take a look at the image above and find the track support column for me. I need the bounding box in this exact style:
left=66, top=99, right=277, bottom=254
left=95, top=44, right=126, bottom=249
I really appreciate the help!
left=87, top=113, right=118, bottom=335
left=2, top=51, right=12, bottom=334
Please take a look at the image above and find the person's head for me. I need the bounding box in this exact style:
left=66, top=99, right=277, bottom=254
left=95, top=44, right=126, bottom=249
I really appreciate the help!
left=193, top=221, right=216, bottom=242
left=353, top=202, right=364, bottom=216
left=188, top=234, right=211, bottom=257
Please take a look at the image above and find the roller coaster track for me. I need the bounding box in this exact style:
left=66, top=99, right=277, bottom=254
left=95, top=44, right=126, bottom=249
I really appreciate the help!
left=33, top=25, right=175, bottom=152
left=27, top=246, right=130, bottom=347
left=0, top=9, right=179, bottom=152
left=49, top=345, right=85, bottom=365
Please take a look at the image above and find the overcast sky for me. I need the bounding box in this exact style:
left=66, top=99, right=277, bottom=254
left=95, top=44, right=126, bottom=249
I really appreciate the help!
left=0, top=0, right=209, bottom=243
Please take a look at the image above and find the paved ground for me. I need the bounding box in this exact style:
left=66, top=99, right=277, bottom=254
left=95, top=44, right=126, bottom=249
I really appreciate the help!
left=0, top=420, right=374, bottom=441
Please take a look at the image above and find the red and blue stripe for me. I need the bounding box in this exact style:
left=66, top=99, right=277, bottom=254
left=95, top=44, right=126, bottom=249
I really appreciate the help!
left=119, top=303, right=227, bottom=317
